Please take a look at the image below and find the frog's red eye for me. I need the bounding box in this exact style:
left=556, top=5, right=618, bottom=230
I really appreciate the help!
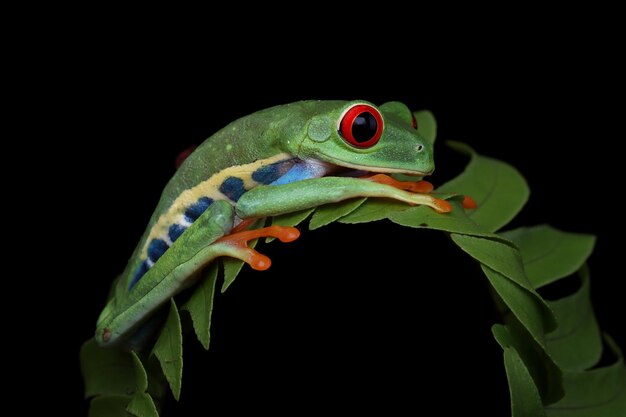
left=339, top=104, right=384, bottom=148
left=411, top=113, right=418, bottom=130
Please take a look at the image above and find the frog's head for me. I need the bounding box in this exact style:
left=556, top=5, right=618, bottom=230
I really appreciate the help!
left=293, top=100, right=435, bottom=176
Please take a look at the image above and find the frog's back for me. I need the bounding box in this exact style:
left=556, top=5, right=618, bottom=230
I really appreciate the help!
left=122, top=100, right=343, bottom=290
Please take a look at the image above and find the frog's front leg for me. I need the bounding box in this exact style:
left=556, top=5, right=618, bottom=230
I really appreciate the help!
left=360, top=173, right=434, bottom=193
left=361, top=173, right=478, bottom=209
left=235, top=176, right=452, bottom=219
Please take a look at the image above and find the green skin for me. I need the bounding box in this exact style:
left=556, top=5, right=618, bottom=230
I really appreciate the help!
left=96, top=100, right=443, bottom=348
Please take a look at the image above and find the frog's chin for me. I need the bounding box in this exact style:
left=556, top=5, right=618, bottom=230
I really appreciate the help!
left=330, top=159, right=431, bottom=177
left=313, top=153, right=432, bottom=177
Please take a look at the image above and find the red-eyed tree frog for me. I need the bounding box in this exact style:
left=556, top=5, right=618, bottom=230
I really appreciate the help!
left=95, top=100, right=455, bottom=349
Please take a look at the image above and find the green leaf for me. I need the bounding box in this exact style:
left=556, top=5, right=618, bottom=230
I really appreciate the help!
left=152, top=299, right=183, bottom=401
left=339, top=199, right=410, bottom=224
left=451, top=233, right=556, bottom=337
left=131, top=352, right=148, bottom=392
left=88, top=395, right=132, bottom=417
left=483, top=265, right=550, bottom=349
left=222, top=258, right=245, bottom=293
left=309, top=198, right=366, bottom=230
left=127, top=393, right=159, bottom=417
left=389, top=201, right=509, bottom=241
left=81, top=338, right=137, bottom=398
left=546, top=336, right=626, bottom=416
left=271, top=207, right=315, bottom=228
left=182, top=263, right=219, bottom=350
left=493, top=324, right=547, bottom=417
left=546, top=266, right=602, bottom=371
left=439, top=141, right=529, bottom=232
left=502, top=225, right=596, bottom=289
left=451, top=234, right=530, bottom=291
left=490, top=296, right=563, bottom=405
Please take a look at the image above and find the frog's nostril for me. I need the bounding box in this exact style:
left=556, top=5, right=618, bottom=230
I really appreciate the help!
left=416, top=144, right=424, bottom=152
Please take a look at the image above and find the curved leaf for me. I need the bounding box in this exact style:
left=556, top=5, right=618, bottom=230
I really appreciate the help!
left=545, top=266, right=602, bottom=371
left=152, top=299, right=182, bottom=401
left=493, top=324, right=547, bottom=417
left=482, top=264, right=550, bottom=348
left=450, top=234, right=531, bottom=291
left=503, top=225, right=596, bottom=289
left=439, top=141, right=529, bottom=232
left=546, top=336, right=626, bottom=416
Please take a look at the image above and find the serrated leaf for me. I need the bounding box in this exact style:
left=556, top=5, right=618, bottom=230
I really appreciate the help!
left=339, top=199, right=410, bottom=224
left=502, top=225, right=596, bottom=289
left=545, top=266, right=602, bottom=371
left=222, top=258, right=245, bottom=292
left=271, top=207, right=315, bottom=229
left=131, top=352, right=148, bottom=392
left=152, top=299, right=182, bottom=401
left=127, top=392, right=159, bottom=417
left=182, top=263, right=218, bottom=349
left=88, top=395, right=132, bottom=417
left=546, top=336, right=626, bottom=416
left=309, top=198, right=366, bottom=230
left=439, top=141, right=529, bottom=232
left=81, top=338, right=137, bottom=398
left=493, top=324, right=547, bottom=417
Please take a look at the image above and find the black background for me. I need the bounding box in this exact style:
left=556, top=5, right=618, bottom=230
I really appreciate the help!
left=53, top=40, right=624, bottom=416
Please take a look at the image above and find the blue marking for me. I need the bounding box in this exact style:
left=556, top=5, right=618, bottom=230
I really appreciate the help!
left=184, top=196, right=213, bottom=222
left=168, top=223, right=187, bottom=242
left=270, top=162, right=325, bottom=185
left=252, top=161, right=293, bottom=185
left=147, top=238, right=169, bottom=262
left=128, top=260, right=149, bottom=290
left=219, top=177, right=246, bottom=201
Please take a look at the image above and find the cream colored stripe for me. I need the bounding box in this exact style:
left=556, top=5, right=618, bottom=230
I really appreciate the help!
left=141, top=152, right=293, bottom=258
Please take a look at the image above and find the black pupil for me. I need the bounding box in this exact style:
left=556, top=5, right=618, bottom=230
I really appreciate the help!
left=352, top=111, right=378, bottom=143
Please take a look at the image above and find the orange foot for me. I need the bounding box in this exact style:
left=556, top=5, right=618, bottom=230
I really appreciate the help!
left=361, top=173, right=434, bottom=193
left=360, top=173, right=451, bottom=212
left=216, top=225, right=300, bottom=270
left=462, top=195, right=478, bottom=209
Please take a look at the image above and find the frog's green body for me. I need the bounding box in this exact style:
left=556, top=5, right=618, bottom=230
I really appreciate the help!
left=96, top=100, right=448, bottom=348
